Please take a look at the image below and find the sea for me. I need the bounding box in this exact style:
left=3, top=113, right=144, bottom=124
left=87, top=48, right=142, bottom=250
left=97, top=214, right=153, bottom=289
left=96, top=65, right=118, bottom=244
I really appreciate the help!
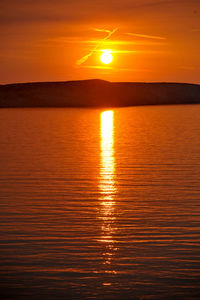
left=0, top=105, right=200, bottom=300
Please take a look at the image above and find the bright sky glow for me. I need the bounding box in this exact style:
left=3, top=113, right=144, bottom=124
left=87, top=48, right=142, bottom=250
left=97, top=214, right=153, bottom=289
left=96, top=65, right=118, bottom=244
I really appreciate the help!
left=1, top=1, right=199, bottom=83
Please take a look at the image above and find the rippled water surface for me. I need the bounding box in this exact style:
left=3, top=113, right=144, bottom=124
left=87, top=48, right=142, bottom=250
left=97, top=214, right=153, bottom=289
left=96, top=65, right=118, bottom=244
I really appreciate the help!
left=0, top=105, right=200, bottom=300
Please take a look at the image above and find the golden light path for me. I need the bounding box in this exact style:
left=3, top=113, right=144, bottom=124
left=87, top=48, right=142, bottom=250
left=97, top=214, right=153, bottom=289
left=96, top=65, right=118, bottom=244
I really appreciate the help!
left=99, top=110, right=117, bottom=279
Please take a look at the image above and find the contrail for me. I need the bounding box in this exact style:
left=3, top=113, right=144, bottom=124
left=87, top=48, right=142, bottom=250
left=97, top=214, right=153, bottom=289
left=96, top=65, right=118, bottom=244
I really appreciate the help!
left=126, top=32, right=166, bottom=40
left=76, top=28, right=118, bottom=65
left=93, top=28, right=111, bottom=33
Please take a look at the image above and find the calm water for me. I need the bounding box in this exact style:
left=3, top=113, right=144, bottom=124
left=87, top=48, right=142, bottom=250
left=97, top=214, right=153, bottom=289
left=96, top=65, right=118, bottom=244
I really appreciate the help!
left=0, top=105, right=200, bottom=300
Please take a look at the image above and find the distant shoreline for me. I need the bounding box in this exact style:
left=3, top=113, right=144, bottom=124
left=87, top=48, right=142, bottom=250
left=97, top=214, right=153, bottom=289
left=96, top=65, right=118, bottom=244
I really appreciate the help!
left=0, top=79, right=200, bottom=108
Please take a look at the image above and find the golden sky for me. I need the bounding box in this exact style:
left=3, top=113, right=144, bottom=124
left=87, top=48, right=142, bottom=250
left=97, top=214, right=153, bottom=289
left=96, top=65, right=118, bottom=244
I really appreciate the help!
left=0, top=0, right=200, bottom=84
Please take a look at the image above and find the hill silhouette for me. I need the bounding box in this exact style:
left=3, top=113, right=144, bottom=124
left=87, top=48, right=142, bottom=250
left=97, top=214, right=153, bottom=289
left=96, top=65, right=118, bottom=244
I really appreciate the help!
left=0, top=79, right=200, bottom=108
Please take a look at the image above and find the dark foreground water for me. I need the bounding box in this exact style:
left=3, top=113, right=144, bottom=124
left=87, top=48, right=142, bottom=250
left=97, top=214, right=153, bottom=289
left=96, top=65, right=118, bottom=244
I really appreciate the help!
left=0, top=105, right=200, bottom=300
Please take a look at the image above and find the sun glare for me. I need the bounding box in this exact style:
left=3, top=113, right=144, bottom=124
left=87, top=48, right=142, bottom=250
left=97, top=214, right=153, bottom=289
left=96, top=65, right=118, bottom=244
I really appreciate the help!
left=100, top=50, right=113, bottom=64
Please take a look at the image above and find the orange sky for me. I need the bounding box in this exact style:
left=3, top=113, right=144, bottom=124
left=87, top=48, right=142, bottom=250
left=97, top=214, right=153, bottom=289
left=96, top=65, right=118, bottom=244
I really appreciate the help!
left=0, top=0, right=200, bottom=84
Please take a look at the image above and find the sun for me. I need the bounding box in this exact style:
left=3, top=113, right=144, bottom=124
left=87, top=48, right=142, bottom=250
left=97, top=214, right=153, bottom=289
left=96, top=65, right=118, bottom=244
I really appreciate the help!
left=100, top=50, right=113, bottom=64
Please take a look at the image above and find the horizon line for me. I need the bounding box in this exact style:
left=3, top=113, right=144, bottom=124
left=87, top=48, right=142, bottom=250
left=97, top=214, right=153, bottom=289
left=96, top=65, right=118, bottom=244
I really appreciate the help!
left=1, top=79, right=200, bottom=86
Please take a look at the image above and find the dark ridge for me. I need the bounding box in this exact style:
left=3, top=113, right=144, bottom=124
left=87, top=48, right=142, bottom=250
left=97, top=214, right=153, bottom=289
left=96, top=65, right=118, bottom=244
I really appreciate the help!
left=0, top=79, right=199, bottom=108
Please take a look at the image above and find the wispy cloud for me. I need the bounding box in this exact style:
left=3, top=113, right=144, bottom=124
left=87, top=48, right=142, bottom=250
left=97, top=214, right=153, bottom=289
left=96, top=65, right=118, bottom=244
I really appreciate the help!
left=43, top=37, right=167, bottom=48
left=126, top=32, right=166, bottom=40
left=179, top=66, right=198, bottom=71
left=93, top=49, right=166, bottom=54
left=76, top=28, right=118, bottom=65
left=82, top=40, right=167, bottom=46
left=115, top=67, right=152, bottom=72
left=81, top=65, right=113, bottom=70
left=93, top=28, right=112, bottom=33
left=101, top=49, right=138, bottom=54
left=81, top=65, right=152, bottom=72
left=191, top=29, right=200, bottom=32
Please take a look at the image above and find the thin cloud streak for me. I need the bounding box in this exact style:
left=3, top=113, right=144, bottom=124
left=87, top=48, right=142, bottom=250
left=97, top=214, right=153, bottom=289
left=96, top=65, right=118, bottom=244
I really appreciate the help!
left=93, top=28, right=112, bottom=33
left=191, top=29, right=200, bottom=32
left=42, top=38, right=167, bottom=46
left=76, top=28, right=118, bottom=65
left=126, top=32, right=166, bottom=40
left=82, top=40, right=167, bottom=46
left=81, top=65, right=152, bottom=72
left=82, top=65, right=114, bottom=70
left=93, top=49, right=137, bottom=54
left=93, top=49, right=166, bottom=54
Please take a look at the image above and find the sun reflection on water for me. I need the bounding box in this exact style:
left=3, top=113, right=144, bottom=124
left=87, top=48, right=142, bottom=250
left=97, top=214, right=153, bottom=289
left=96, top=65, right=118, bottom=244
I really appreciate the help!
left=99, top=110, right=117, bottom=276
